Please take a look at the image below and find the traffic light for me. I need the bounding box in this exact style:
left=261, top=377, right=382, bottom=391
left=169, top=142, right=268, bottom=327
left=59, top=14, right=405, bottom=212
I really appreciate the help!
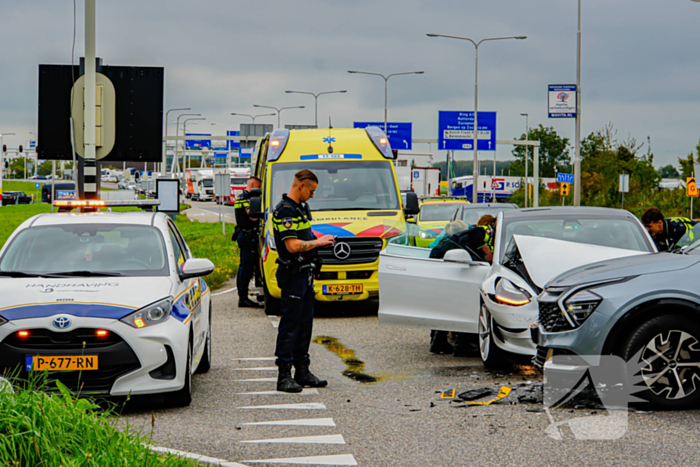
left=2, top=145, right=5, bottom=153
left=560, top=182, right=570, bottom=196
left=19, top=145, right=23, bottom=153
left=3, top=160, right=7, bottom=169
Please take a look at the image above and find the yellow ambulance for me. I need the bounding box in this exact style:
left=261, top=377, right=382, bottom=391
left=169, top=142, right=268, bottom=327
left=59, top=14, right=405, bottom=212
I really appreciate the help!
left=250, top=127, right=418, bottom=314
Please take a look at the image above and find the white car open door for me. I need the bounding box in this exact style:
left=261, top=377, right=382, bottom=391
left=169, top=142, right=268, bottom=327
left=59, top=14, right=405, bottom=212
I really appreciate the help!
left=378, top=237, right=489, bottom=333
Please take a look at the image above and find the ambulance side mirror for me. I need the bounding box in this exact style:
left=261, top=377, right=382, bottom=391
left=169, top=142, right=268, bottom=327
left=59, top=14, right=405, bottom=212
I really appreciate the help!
left=249, top=197, right=263, bottom=218
left=403, top=192, right=419, bottom=216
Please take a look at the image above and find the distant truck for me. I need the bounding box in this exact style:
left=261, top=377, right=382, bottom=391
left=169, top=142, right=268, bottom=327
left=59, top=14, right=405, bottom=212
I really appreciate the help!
left=450, top=175, right=557, bottom=201
left=221, top=167, right=251, bottom=205
left=186, top=169, right=215, bottom=201
left=410, top=166, right=441, bottom=199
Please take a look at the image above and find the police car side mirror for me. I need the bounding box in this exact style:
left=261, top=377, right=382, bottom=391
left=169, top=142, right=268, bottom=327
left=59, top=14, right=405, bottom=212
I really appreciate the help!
left=180, top=258, right=215, bottom=280
left=403, top=192, right=419, bottom=216
left=249, top=197, right=263, bottom=218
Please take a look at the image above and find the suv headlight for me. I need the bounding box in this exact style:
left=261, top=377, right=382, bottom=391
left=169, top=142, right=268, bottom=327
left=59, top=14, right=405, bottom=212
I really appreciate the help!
left=495, top=278, right=531, bottom=306
left=562, top=289, right=602, bottom=327
left=120, top=298, right=173, bottom=329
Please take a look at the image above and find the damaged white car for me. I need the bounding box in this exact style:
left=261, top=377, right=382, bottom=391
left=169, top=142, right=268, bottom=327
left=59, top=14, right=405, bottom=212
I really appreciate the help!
left=378, top=207, right=656, bottom=368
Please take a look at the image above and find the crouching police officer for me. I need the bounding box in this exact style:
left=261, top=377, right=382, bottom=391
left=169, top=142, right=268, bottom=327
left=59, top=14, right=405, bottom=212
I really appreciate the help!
left=273, top=169, right=335, bottom=393
left=234, top=176, right=263, bottom=308
left=641, top=207, right=697, bottom=252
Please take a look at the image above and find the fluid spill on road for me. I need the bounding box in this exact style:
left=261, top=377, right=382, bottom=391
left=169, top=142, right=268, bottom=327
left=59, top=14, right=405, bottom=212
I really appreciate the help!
left=313, top=336, right=382, bottom=383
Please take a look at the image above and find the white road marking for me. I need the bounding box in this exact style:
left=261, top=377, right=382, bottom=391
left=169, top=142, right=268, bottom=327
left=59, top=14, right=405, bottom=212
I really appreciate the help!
left=241, top=434, right=345, bottom=445
left=242, top=454, right=358, bottom=465
left=235, top=389, right=319, bottom=396
left=233, top=357, right=276, bottom=361
left=148, top=445, right=249, bottom=466
left=233, top=378, right=278, bottom=382
left=233, top=367, right=278, bottom=371
left=271, top=321, right=280, bottom=328
left=242, top=418, right=336, bottom=427
left=238, top=403, right=326, bottom=410
left=212, top=287, right=238, bottom=297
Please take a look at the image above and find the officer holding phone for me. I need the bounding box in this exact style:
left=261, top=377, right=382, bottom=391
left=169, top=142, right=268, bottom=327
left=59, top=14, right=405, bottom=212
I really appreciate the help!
left=272, top=169, right=335, bottom=393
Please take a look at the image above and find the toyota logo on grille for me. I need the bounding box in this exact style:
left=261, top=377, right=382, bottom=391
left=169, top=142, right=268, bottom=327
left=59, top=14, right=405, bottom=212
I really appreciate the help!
left=333, top=242, right=352, bottom=260
left=53, top=316, right=72, bottom=330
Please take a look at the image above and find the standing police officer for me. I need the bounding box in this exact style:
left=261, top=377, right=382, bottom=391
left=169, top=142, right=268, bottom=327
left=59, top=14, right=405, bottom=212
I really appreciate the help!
left=234, top=176, right=263, bottom=308
left=272, top=169, right=334, bottom=393
left=642, top=207, right=697, bottom=251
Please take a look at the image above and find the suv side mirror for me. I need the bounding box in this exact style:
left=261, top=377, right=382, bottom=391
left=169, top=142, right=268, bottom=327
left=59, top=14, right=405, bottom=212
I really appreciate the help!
left=179, top=258, right=215, bottom=280
left=403, top=192, right=419, bottom=216
left=249, top=196, right=264, bottom=218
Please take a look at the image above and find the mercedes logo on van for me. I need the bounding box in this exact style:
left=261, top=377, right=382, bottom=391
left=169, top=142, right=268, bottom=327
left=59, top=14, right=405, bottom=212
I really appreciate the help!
left=333, top=242, right=352, bottom=260
left=53, top=316, right=72, bottom=330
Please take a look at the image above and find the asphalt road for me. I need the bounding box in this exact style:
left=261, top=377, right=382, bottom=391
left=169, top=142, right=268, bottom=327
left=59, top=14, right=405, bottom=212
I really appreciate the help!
left=119, top=283, right=700, bottom=466
left=184, top=199, right=236, bottom=224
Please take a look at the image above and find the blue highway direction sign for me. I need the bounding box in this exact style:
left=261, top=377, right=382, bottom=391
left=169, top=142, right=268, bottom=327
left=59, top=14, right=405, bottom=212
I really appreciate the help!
left=185, top=133, right=212, bottom=149
left=438, top=111, right=496, bottom=151
left=227, top=130, right=240, bottom=151
left=353, top=122, right=412, bottom=150
left=557, top=173, right=574, bottom=184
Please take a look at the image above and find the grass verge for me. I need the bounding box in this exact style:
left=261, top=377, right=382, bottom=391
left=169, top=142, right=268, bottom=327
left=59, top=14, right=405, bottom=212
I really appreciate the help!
left=175, top=214, right=239, bottom=291
left=0, top=375, right=196, bottom=466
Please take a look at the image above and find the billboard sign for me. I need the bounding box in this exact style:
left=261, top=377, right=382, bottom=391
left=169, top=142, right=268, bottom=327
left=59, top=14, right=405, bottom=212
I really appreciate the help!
left=437, top=111, right=496, bottom=151
left=548, top=85, right=577, bottom=118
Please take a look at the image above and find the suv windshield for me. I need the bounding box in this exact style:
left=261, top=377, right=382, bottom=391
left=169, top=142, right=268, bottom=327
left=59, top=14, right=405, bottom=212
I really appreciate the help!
left=0, top=224, right=169, bottom=277
left=270, top=160, right=400, bottom=211
left=500, top=215, right=653, bottom=261
left=420, top=204, right=463, bottom=222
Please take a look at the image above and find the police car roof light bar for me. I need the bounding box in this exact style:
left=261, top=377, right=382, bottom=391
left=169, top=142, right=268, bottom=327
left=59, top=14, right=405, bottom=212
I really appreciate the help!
left=267, top=129, right=291, bottom=162
left=364, top=126, right=394, bottom=160
left=52, top=199, right=161, bottom=212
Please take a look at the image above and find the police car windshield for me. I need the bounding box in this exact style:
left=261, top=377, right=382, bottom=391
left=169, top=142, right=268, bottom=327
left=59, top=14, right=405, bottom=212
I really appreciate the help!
left=500, top=215, right=654, bottom=262
left=271, top=161, right=400, bottom=211
left=420, top=204, right=462, bottom=222
left=0, top=224, right=169, bottom=277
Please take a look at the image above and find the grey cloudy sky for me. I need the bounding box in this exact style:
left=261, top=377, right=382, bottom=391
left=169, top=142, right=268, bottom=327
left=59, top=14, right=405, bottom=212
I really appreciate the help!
left=1, top=0, right=699, bottom=167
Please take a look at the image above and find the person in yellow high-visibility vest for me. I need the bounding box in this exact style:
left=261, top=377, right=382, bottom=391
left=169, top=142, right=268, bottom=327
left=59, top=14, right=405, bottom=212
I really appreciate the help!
left=641, top=207, right=697, bottom=252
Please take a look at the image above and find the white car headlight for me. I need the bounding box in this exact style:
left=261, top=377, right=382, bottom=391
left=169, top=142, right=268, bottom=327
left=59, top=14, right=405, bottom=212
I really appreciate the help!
left=495, top=278, right=531, bottom=306
left=563, top=289, right=602, bottom=327
left=120, top=297, right=173, bottom=329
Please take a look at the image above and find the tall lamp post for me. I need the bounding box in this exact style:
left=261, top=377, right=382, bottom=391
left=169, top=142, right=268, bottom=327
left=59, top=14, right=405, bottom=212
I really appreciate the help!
left=182, top=118, right=206, bottom=171
left=252, top=105, right=305, bottom=129
left=573, top=0, right=582, bottom=206
left=426, top=33, right=526, bottom=203
left=173, top=113, right=200, bottom=175
left=0, top=132, right=15, bottom=196
left=347, top=70, right=424, bottom=135
left=520, top=113, right=529, bottom=208
left=230, top=113, right=276, bottom=123
left=284, top=90, right=347, bottom=128
left=163, top=107, right=191, bottom=176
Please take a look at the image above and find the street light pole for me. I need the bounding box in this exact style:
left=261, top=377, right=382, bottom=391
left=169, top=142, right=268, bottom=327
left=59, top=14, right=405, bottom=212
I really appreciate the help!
left=164, top=107, right=190, bottom=177
left=573, top=0, right=582, bottom=206
left=183, top=118, right=206, bottom=170
left=427, top=34, right=526, bottom=204
left=230, top=113, right=276, bottom=124
left=285, top=90, right=347, bottom=128
left=253, top=105, right=305, bottom=129
left=347, top=70, right=424, bottom=135
left=173, top=113, right=200, bottom=175
left=520, top=113, right=529, bottom=208
left=0, top=133, right=15, bottom=197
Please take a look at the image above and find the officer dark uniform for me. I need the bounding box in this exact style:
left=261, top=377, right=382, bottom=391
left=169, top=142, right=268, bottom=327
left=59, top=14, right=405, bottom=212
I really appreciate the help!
left=234, top=187, right=261, bottom=308
left=272, top=193, right=327, bottom=393
left=652, top=217, right=697, bottom=251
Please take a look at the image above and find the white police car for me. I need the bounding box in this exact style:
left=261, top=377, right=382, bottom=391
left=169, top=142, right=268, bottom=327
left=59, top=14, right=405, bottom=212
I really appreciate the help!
left=0, top=200, right=215, bottom=406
